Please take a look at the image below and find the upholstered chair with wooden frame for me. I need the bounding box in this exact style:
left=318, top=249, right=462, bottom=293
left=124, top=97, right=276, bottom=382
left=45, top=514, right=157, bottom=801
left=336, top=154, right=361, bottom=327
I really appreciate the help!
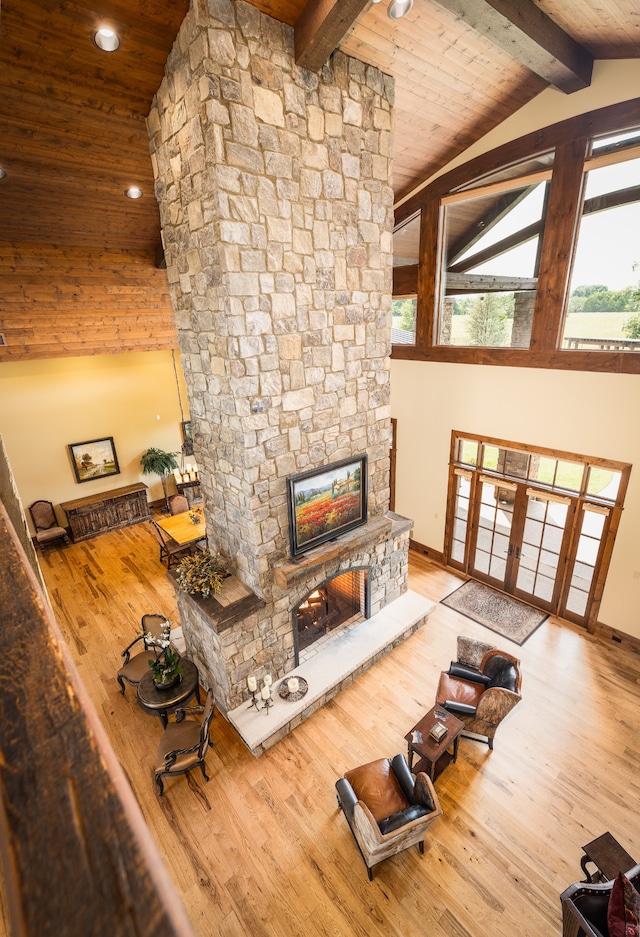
left=29, top=500, right=70, bottom=552
left=168, top=494, right=189, bottom=515
left=436, top=638, right=522, bottom=750
left=117, top=613, right=170, bottom=696
left=154, top=690, right=215, bottom=796
left=335, top=754, right=442, bottom=880
left=560, top=864, right=640, bottom=937
left=151, top=520, right=192, bottom=569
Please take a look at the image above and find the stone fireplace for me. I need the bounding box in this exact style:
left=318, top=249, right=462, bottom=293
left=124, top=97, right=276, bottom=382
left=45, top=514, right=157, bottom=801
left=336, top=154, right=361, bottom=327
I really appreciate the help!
left=295, top=567, right=367, bottom=660
left=148, top=0, right=431, bottom=751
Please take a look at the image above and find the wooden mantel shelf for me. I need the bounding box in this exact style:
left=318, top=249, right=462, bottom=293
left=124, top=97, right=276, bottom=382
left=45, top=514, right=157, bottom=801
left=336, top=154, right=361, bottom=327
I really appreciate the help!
left=168, top=571, right=265, bottom=633
left=273, top=512, right=413, bottom=591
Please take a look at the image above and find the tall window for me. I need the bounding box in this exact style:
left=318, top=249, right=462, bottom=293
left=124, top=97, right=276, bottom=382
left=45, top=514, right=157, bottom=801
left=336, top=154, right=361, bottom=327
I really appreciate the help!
left=392, top=99, right=640, bottom=373
left=560, top=141, right=640, bottom=352
left=438, top=179, right=548, bottom=348
left=392, top=212, right=420, bottom=345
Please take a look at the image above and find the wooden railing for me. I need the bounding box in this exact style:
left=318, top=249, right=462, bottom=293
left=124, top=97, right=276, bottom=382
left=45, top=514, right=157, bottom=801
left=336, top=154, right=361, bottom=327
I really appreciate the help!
left=0, top=503, right=196, bottom=937
left=563, top=336, right=640, bottom=351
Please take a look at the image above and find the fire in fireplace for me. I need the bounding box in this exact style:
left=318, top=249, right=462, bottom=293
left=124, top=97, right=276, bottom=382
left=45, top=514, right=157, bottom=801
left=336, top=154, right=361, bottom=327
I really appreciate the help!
left=295, top=569, right=369, bottom=661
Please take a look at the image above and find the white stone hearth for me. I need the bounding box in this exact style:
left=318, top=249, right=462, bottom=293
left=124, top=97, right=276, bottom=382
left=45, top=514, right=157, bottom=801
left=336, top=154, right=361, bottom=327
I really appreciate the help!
left=227, top=590, right=434, bottom=757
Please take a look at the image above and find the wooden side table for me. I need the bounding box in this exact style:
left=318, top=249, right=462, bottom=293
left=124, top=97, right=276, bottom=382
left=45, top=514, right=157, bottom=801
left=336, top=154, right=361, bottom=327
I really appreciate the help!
left=405, top=705, right=465, bottom=781
left=581, top=832, right=636, bottom=883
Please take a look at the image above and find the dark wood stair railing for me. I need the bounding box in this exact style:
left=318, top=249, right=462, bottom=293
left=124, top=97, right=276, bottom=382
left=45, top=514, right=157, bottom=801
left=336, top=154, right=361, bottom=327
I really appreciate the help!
left=0, top=503, right=196, bottom=937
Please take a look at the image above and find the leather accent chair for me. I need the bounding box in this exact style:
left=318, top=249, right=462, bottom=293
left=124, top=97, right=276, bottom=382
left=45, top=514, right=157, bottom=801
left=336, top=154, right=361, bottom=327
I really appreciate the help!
left=560, top=864, right=640, bottom=937
left=436, top=646, right=522, bottom=749
left=117, top=613, right=170, bottom=696
left=335, top=754, right=442, bottom=880
left=154, top=690, right=215, bottom=796
left=29, top=500, right=70, bottom=552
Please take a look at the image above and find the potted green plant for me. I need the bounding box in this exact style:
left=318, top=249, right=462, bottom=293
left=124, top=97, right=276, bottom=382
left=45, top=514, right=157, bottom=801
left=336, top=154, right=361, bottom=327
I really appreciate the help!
left=149, top=646, right=183, bottom=689
left=144, top=619, right=184, bottom=689
left=140, top=447, right=180, bottom=512
left=175, top=550, right=227, bottom=599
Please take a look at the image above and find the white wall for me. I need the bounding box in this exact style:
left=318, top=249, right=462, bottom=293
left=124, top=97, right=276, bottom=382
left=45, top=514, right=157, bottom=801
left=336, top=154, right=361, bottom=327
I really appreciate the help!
left=0, top=351, right=190, bottom=527
left=391, top=61, right=640, bottom=637
left=391, top=361, right=640, bottom=635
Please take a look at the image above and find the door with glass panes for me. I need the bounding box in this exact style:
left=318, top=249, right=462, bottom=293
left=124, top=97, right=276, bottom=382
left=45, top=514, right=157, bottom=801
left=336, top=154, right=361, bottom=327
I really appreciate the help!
left=468, top=477, right=575, bottom=612
left=446, top=435, right=626, bottom=628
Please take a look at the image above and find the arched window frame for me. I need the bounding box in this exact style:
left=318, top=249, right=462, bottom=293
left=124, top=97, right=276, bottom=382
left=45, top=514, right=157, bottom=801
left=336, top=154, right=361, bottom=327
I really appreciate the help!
left=392, top=97, right=640, bottom=373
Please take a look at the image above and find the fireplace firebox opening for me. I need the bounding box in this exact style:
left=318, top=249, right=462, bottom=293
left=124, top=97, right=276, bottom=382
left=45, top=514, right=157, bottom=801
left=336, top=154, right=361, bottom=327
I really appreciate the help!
left=294, top=569, right=369, bottom=663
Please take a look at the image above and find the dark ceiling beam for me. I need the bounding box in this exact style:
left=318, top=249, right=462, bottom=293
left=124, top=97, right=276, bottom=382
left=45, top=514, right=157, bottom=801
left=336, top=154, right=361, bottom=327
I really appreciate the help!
left=434, top=0, right=593, bottom=93
left=295, top=0, right=371, bottom=71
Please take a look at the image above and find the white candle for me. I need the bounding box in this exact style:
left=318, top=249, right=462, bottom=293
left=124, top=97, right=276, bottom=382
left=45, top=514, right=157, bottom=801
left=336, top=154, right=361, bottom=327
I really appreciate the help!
left=287, top=677, right=299, bottom=694
left=173, top=468, right=181, bottom=480
left=263, top=674, right=272, bottom=687
left=247, top=676, right=257, bottom=692
left=261, top=685, right=271, bottom=700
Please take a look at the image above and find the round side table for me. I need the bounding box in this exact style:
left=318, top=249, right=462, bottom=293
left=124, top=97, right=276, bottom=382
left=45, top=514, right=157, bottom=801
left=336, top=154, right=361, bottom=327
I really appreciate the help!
left=137, top=658, right=200, bottom=728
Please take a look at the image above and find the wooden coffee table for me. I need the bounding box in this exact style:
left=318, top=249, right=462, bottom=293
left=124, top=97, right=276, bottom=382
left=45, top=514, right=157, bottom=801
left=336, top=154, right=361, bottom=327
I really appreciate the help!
left=405, top=705, right=465, bottom=781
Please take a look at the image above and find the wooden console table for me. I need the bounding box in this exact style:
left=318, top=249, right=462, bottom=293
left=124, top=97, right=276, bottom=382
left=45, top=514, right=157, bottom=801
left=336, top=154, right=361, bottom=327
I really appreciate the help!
left=61, top=483, right=150, bottom=542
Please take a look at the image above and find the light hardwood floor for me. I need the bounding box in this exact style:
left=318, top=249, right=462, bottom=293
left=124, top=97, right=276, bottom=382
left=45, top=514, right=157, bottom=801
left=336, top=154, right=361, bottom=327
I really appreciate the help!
left=39, top=520, right=640, bottom=937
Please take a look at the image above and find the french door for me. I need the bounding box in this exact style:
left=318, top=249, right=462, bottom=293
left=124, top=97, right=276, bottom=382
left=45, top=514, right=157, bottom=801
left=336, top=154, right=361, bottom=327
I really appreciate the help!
left=469, top=477, right=575, bottom=613
left=446, top=434, right=629, bottom=630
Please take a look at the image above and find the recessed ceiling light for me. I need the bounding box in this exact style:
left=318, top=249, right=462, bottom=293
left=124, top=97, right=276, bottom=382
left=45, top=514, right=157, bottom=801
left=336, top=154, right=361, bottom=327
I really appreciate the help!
left=94, top=26, right=120, bottom=52
left=388, top=0, right=413, bottom=17
left=125, top=186, right=143, bottom=199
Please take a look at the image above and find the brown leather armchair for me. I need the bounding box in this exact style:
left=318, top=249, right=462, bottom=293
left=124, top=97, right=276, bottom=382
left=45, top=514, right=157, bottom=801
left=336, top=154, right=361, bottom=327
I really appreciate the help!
left=436, top=647, right=522, bottom=749
left=335, top=754, right=442, bottom=880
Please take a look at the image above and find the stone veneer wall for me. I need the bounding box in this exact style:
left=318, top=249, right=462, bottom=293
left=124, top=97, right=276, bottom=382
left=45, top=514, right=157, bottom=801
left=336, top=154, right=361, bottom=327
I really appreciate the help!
left=148, top=0, right=401, bottom=711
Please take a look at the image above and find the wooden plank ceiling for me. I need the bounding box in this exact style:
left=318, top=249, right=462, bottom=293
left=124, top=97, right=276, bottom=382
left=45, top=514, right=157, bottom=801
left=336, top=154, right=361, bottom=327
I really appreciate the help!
left=0, top=0, right=638, bottom=360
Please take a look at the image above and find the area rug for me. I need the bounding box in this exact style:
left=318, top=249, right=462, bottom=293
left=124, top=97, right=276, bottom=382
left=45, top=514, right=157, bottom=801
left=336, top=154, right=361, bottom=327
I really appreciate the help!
left=441, top=580, right=548, bottom=645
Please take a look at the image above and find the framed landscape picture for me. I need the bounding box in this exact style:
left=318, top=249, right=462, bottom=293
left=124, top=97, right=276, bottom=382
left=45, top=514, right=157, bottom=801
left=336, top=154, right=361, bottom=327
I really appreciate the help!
left=287, top=455, right=368, bottom=556
left=68, top=436, right=120, bottom=484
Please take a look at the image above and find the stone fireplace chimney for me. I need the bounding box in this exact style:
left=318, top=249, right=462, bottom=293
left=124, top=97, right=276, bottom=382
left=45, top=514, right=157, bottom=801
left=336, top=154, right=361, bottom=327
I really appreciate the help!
left=147, top=0, right=425, bottom=742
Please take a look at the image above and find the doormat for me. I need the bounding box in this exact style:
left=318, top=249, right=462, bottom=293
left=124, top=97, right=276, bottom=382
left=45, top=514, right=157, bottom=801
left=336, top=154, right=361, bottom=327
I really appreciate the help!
left=441, top=580, right=548, bottom=646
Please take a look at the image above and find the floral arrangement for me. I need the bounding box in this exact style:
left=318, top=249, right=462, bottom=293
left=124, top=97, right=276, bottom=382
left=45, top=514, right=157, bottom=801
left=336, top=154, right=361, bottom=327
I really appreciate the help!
left=175, top=549, right=227, bottom=599
left=149, top=646, right=183, bottom=686
left=145, top=620, right=183, bottom=686
left=188, top=509, right=202, bottom=525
